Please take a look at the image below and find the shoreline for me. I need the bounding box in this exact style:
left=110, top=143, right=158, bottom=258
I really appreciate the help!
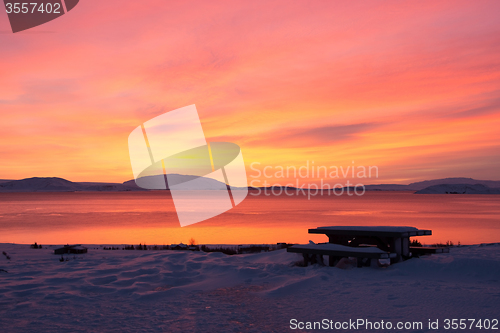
left=2, top=241, right=499, bottom=247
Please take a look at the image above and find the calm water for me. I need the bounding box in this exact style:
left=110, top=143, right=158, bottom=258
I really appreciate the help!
left=0, top=191, right=499, bottom=245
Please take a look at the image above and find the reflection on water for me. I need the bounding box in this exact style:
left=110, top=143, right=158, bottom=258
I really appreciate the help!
left=0, top=191, right=498, bottom=245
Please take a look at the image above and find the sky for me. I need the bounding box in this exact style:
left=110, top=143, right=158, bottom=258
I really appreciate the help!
left=1, top=0, right=500, bottom=186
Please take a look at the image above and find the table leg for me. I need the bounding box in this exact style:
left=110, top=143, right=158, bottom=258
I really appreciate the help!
left=390, top=237, right=402, bottom=264
left=401, top=237, right=410, bottom=259
left=303, top=253, right=309, bottom=266
left=329, top=255, right=341, bottom=267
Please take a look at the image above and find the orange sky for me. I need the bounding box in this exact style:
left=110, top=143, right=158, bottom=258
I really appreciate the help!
left=1, top=0, right=499, bottom=185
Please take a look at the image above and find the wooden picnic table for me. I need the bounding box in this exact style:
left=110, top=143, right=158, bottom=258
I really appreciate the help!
left=308, top=226, right=432, bottom=264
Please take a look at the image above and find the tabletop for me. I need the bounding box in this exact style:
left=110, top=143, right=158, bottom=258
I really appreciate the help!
left=309, top=226, right=432, bottom=237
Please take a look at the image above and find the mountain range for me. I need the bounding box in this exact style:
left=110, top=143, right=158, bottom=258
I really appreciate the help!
left=0, top=176, right=498, bottom=194
left=363, top=177, right=500, bottom=191
left=414, top=183, right=500, bottom=194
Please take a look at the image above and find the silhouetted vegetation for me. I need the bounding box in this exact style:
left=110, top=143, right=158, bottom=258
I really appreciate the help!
left=116, top=242, right=290, bottom=255
left=122, top=244, right=166, bottom=250
left=410, top=239, right=422, bottom=247
left=237, top=245, right=271, bottom=254
left=200, top=245, right=237, bottom=255
left=432, top=240, right=455, bottom=247
left=30, top=242, right=42, bottom=249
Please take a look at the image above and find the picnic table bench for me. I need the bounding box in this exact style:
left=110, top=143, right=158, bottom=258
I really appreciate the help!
left=287, top=243, right=396, bottom=267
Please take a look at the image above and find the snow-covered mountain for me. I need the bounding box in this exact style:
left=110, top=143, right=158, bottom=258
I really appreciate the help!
left=415, top=183, right=500, bottom=194
left=123, top=174, right=228, bottom=190
left=365, top=177, right=500, bottom=191
left=0, top=177, right=144, bottom=192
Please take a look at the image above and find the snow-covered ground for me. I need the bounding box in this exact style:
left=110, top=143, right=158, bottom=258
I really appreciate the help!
left=1, top=243, right=499, bottom=332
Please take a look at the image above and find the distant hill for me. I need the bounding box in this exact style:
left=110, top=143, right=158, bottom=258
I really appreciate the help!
left=123, top=174, right=228, bottom=190
left=408, top=178, right=500, bottom=190
left=0, top=177, right=144, bottom=192
left=363, top=184, right=416, bottom=191
left=415, top=184, right=500, bottom=194
left=364, top=178, right=500, bottom=191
